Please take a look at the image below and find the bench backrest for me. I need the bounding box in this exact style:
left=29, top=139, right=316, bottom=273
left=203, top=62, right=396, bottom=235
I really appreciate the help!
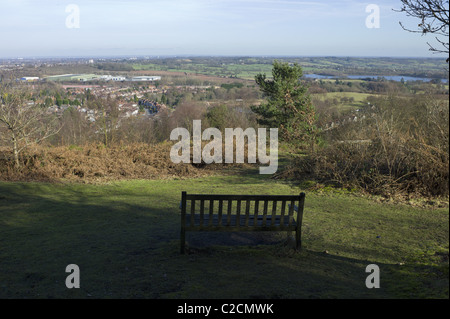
left=181, top=192, right=305, bottom=229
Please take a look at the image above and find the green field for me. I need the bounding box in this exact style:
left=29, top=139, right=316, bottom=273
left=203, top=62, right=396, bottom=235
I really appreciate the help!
left=316, top=92, right=373, bottom=101
left=129, top=56, right=449, bottom=80
left=131, top=62, right=274, bottom=80
left=311, top=91, right=377, bottom=114
left=0, top=166, right=448, bottom=299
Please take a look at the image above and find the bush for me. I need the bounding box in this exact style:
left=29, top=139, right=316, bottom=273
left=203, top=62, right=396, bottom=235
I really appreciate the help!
left=0, top=143, right=213, bottom=183
left=278, top=93, right=449, bottom=199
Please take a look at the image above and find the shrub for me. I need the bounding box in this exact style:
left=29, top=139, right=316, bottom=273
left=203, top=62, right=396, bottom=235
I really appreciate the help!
left=279, top=93, right=449, bottom=199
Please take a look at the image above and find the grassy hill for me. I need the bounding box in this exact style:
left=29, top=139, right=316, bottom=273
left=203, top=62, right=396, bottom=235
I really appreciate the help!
left=0, top=166, right=448, bottom=299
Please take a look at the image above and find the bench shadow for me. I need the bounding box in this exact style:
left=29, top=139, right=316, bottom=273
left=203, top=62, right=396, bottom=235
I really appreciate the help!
left=184, top=231, right=291, bottom=251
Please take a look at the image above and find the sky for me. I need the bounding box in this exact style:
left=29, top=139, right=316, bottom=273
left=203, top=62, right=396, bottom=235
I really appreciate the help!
left=0, top=0, right=447, bottom=58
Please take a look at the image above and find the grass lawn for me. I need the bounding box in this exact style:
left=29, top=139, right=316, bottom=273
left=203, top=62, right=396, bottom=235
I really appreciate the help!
left=316, top=92, right=374, bottom=102
left=311, top=91, right=377, bottom=114
left=0, top=168, right=448, bottom=299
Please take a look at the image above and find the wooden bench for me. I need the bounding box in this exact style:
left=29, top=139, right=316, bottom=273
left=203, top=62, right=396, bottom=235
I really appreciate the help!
left=180, top=191, right=306, bottom=254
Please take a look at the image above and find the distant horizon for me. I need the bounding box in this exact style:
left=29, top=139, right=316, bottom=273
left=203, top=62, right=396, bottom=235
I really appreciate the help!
left=1, top=1, right=448, bottom=59
left=0, top=54, right=447, bottom=60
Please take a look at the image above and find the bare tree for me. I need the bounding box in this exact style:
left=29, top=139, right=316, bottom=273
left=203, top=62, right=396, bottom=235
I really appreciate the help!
left=0, top=82, right=62, bottom=168
left=85, top=94, right=121, bottom=147
left=396, top=0, right=449, bottom=62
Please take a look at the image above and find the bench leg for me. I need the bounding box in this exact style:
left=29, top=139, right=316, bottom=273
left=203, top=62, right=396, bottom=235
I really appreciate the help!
left=295, top=192, right=305, bottom=250
left=180, top=228, right=186, bottom=254
left=296, top=227, right=301, bottom=250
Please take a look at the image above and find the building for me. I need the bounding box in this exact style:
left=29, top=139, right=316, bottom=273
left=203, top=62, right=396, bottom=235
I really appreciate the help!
left=19, top=77, right=39, bottom=82
left=99, top=75, right=113, bottom=81
left=131, top=76, right=161, bottom=82
left=44, top=74, right=74, bottom=82
left=112, top=76, right=127, bottom=82
left=44, top=74, right=99, bottom=82
left=75, top=74, right=99, bottom=82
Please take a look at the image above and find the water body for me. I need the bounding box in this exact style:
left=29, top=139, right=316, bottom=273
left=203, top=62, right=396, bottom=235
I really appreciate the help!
left=304, top=74, right=449, bottom=83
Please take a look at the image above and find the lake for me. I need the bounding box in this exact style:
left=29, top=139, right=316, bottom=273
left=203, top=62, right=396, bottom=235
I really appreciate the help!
left=304, top=74, right=449, bottom=83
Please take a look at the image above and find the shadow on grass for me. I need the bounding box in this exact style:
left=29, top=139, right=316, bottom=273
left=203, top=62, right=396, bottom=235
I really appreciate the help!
left=0, top=182, right=447, bottom=299
left=207, top=154, right=299, bottom=187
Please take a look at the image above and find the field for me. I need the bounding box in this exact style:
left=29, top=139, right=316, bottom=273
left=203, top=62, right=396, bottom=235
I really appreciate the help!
left=0, top=164, right=448, bottom=299
left=312, top=92, right=375, bottom=113
left=130, top=56, right=449, bottom=80
left=131, top=62, right=273, bottom=80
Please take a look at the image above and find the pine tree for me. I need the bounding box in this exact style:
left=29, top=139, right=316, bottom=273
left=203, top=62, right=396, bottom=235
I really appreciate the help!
left=251, top=60, right=319, bottom=150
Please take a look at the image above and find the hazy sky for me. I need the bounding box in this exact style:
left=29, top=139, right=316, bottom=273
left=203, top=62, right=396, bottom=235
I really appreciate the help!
left=0, top=0, right=446, bottom=58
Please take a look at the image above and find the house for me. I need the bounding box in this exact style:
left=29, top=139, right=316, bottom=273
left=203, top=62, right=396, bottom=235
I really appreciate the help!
left=112, top=76, right=127, bottom=82
left=20, top=77, right=39, bottom=82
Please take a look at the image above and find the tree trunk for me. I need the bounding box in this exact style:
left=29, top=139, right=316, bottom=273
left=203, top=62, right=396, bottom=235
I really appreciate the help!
left=12, top=132, right=20, bottom=168
left=103, top=110, right=108, bottom=148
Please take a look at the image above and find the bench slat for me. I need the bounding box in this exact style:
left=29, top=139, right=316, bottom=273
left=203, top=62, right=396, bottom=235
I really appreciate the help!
left=200, top=200, right=205, bottom=227
left=218, top=200, right=223, bottom=226
left=271, top=201, right=277, bottom=226
left=280, top=200, right=286, bottom=224
left=288, top=200, right=294, bottom=227
left=190, top=199, right=195, bottom=227
left=245, top=200, right=250, bottom=227
left=236, top=200, right=241, bottom=228
left=262, top=200, right=268, bottom=226
left=209, top=200, right=214, bottom=227
left=254, top=200, right=259, bottom=227
left=227, top=200, right=232, bottom=226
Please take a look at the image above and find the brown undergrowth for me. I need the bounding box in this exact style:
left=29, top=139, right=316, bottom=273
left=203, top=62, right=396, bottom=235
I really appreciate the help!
left=0, top=142, right=222, bottom=183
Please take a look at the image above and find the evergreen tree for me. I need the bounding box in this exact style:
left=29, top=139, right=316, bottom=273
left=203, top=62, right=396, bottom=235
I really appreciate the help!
left=251, top=60, right=319, bottom=150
